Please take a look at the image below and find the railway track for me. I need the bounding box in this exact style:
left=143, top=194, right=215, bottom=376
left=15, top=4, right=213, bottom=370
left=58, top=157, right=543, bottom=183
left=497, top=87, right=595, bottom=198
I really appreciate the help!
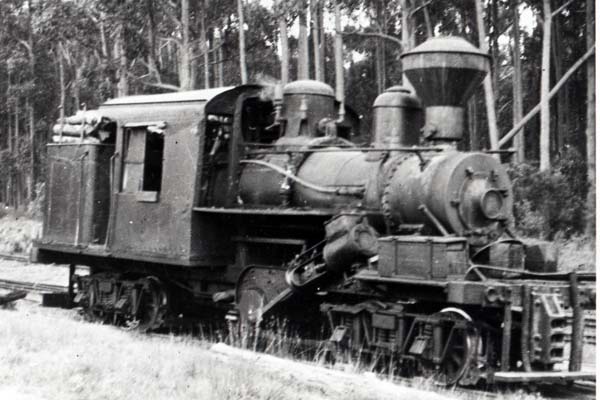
left=0, top=278, right=67, bottom=295
left=0, top=252, right=30, bottom=262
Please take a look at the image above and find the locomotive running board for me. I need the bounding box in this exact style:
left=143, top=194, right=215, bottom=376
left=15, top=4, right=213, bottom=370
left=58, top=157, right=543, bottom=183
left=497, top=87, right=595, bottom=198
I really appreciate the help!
left=493, top=371, right=596, bottom=383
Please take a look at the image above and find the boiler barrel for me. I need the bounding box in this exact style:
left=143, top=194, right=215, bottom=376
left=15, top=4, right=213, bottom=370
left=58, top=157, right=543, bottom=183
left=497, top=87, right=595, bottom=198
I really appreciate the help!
left=238, top=150, right=380, bottom=210
left=293, top=152, right=380, bottom=209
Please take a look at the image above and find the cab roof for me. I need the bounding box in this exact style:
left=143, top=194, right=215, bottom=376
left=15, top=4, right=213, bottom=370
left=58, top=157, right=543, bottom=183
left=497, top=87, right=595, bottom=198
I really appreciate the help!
left=102, top=87, right=236, bottom=106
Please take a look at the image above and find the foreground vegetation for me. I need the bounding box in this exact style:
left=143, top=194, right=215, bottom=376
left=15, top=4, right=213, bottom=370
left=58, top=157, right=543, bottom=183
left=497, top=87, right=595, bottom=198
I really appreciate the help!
left=1, top=300, right=564, bottom=400
left=0, top=303, right=462, bottom=400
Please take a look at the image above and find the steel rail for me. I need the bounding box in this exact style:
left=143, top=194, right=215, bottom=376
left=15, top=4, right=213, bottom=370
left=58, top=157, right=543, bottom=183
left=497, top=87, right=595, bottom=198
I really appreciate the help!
left=0, top=252, right=29, bottom=262
left=0, top=278, right=67, bottom=294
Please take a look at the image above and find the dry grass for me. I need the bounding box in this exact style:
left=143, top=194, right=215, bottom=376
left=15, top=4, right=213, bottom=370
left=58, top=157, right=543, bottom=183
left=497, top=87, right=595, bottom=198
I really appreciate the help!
left=0, top=215, right=42, bottom=255
left=0, top=304, right=307, bottom=400
left=555, top=235, right=596, bottom=272
left=0, top=303, right=457, bottom=400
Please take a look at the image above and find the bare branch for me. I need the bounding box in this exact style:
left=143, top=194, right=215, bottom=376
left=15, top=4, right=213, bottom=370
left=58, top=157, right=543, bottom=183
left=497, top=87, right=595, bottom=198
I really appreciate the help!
left=159, top=36, right=183, bottom=48
left=17, top=39, right=31, bottom=54
left=552, top=0, right=575, bottom=17
left=141, top=81, right=181, bottom=92
left=410, top=1, right=432, bottom=17
left=190, top=42, right=225, bottom=61
left=500, top=45, right=596, bottom=147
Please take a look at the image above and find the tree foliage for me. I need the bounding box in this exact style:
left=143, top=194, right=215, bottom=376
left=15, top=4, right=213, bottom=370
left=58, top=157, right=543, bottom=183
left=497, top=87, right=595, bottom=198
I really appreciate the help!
left=0, top=0, right=594, bottom=240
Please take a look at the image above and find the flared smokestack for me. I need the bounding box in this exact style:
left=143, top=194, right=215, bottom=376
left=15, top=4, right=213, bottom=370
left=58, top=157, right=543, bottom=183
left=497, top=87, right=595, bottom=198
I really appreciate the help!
left=400, top=37, right=490, bottom=143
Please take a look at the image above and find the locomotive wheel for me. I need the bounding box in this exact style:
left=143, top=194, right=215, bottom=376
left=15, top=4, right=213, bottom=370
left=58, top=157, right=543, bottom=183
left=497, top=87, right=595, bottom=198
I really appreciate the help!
left=421, top=308, right=480, bottom=387
left=237, top=287, right=266, bottom=326
left=84, top=279, right=104, bottom=322
left=236, top=286, right=265, bottom=348
left=235, top=266, right=289, bottom=348
left=123, top=277, right=168, bottom=332
left=236, top=266, right=288, bottom=325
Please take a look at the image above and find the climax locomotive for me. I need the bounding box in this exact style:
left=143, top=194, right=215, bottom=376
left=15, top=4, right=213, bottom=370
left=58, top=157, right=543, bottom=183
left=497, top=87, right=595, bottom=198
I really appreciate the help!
left=33, top=37, right=595, bottom=386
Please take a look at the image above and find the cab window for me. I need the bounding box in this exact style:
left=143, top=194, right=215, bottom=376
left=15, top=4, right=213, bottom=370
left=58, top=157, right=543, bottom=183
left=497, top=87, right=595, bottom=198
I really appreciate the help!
left=121, top=123, right=165, bottom=201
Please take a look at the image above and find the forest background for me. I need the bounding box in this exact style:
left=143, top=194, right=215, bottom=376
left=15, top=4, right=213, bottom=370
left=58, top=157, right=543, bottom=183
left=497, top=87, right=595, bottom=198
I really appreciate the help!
left=0, top=0, right=595, bottom=242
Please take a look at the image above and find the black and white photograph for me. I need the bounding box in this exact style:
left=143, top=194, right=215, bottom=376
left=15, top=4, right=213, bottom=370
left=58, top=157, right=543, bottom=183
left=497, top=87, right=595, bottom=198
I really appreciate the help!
left=0, top=0, right=596, bottom=398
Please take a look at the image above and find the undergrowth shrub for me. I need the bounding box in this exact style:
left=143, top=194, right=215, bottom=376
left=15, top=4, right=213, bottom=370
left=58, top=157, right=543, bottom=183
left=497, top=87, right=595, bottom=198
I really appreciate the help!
left=27, top=182, right=45, bottom=220
left=507, top=148, right=588, bottom=240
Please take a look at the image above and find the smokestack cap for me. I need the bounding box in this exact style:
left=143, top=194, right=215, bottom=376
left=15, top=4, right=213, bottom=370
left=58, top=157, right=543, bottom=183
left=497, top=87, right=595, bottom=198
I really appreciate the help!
left=401, top=37, right=490, bottom=107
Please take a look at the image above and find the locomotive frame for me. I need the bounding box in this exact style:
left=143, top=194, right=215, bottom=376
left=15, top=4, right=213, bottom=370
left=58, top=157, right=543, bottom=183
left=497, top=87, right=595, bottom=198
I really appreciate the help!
left=33, top=36, right=596, bottom=386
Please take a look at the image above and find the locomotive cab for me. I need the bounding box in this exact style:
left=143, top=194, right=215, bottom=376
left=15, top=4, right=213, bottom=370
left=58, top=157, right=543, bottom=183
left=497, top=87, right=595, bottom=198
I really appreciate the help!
left=35, top=85, right=280, bottom=267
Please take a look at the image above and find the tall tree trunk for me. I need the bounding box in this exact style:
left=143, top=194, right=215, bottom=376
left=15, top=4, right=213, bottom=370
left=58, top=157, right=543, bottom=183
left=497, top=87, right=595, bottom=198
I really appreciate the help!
left=539, top=0, right=551, bottom=171
left=511, top=0, right=524, bottom=162
left=334, top=0, right=344, bottom=103
left=278, top=3, right=289, bottom=85
left=6, top=66, right=12, bottom=207
left=98, top=12, right=109, bottom=60
left=74, top=63, right=83, bottom=110
left=6, top=67, right=12, bottom=154
left=311, top=0, right=323, bottom=81
left=552, top=21, right=568, bottom=152
left=474, top=0, right=499, bottom=150
left=490, top=0, right=500, bottom=95
left=146, top=0, right=160, bottom=81
left=237, top=0, right=248, bottom=84
left=14, top=98, right=19, bottom=208
left=179, top=0, right=193, bottom=90
left=585, top=0, right=595, bottom=236
left=26, top=0, right=35, bottom=201
left=26, top=97, right=33, bottom=201
left=423, top=5, right=433, bottom=38
left=116, top=22, right=129, bottom=96
left=200, top=0, right=210, bottom=89
left=374, top=0, right=385, bottom=93
left=400, top=0, right=415, bottom=92
left=216, top=29, right=225, bottom=86
left=297, top=1, right=310, bottom=80
left=318, top=5, right=325, bottom=81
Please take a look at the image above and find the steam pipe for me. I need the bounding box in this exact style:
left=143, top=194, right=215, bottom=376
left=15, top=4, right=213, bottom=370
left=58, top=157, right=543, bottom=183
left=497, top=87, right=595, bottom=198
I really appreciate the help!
left=239, top=159, right=364, bottom=196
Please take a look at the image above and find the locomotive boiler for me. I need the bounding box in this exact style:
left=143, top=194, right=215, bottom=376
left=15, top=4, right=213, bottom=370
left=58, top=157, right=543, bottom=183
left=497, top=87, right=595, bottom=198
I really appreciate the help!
left=33, top=36, right=595, bottom=386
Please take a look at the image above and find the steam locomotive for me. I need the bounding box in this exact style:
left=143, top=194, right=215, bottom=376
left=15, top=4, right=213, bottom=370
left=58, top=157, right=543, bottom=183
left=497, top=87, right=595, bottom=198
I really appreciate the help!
left=33, top=37, right=595, bottom=386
